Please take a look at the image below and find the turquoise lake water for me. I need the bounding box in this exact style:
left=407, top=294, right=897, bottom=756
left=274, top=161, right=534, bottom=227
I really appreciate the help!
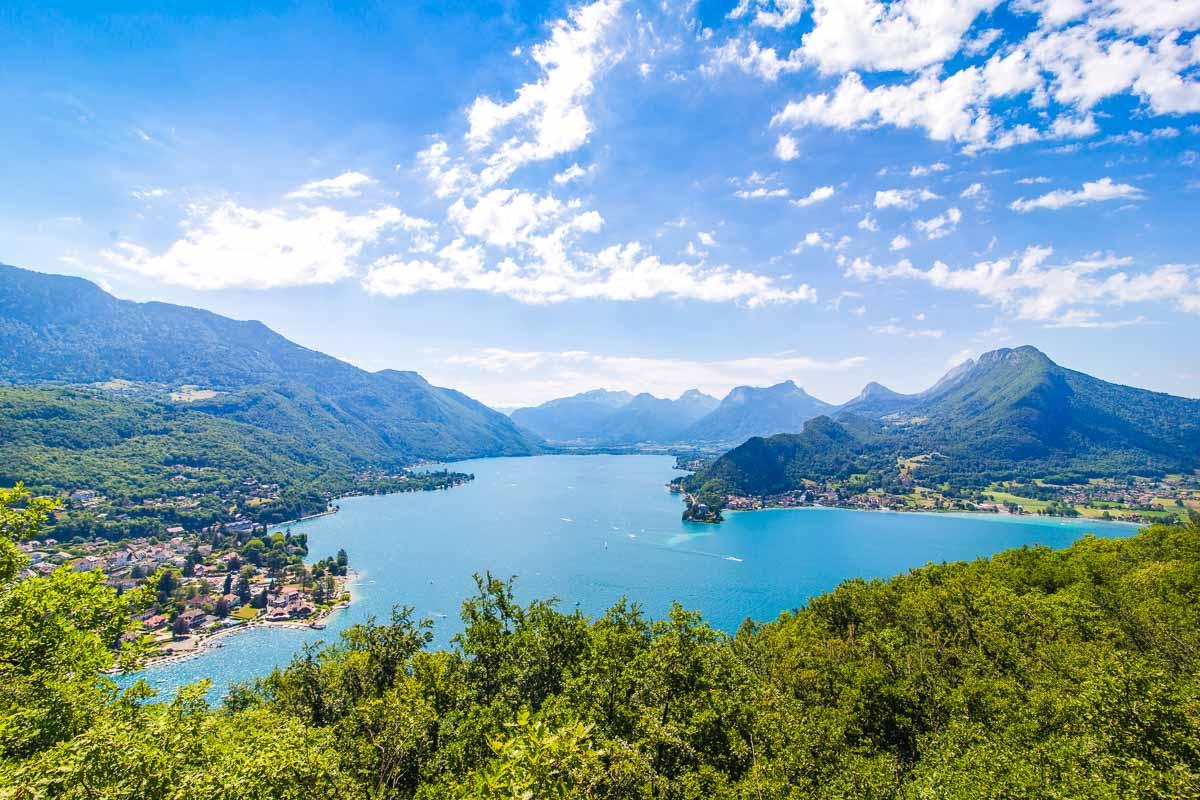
left=131, top=454, right=1137, bottom=698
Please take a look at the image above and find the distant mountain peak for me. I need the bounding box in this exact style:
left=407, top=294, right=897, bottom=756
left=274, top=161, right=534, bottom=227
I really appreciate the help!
left=857, top=381, right=900, bottom=400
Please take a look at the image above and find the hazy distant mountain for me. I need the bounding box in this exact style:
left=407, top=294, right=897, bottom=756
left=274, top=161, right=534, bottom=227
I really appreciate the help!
left=834, top=359, right=976, bottom=419
left=510, top=389, right=637, bottom=442
left=601, top=390, right=720, bottom=444
left=683, top=380, right=834, bottom=444
left=0, top=264, right=541, bottom=463
left=684, top=346, right=1200, bottom=499
left=510, top=388, right=718, bottom=444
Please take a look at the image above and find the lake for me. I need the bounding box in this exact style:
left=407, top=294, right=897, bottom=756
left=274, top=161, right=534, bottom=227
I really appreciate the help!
left=131, top=454, right=1137, bottom=698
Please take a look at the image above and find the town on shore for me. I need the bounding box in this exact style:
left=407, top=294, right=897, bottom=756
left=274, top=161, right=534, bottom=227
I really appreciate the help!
left=19, top=506, right=353, bottom=666
left=677, top=469, right=1199, bottom=525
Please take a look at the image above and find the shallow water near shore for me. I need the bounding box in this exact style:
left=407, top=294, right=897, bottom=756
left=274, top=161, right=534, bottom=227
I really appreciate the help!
left=128, top=454, right=1137, bottom=698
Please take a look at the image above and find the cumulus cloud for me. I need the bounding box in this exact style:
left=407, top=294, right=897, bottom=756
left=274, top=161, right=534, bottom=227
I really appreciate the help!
left=727, top=0, right=809, bottom=30
left=960, top=182, right=985, bottom=198
left=790, top=185, right=836, bottom=207
left=890, top=234, right=912, bottom=251
left=800, top=0, right=1002, bottom=74
left=748, top=1, right=1200, bottom=152
left=103, top=202, right=429, bottom=290
left=553, top=163, right=595, bottom=184
left=875, top=187, right=940, bottom=209
left=914, top=206, right=963, bottom=238
left=393, top=0, right=818, bottom=308
left=775, top=134, right=800, bottom=160
left=735, top=186, right=790, bottom=199
left=465, top=0, right=624, bottom=187
left=286, top=171, right=376, bottom=199
left=844, top=245, right=1200, bottom=323
left=363, top=240, right=817, bottom=307
left=1009, top=177, right=1144, bottom=211
left=909, top=161, right=949, bottom=176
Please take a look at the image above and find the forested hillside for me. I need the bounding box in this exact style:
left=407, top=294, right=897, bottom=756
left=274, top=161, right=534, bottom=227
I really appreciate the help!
left=685, top=346, right=1200, bottom=505
left=3, top=485, right=1199, bottom=797
left=0, top=264, right=541, bottom=463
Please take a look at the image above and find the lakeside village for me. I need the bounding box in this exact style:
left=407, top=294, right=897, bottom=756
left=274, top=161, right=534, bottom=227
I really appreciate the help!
left=675, top=460, right=1200, bottom=525
left=14, top=467, right=473, bottom=663
left=17, top=511, right=352, bottom=662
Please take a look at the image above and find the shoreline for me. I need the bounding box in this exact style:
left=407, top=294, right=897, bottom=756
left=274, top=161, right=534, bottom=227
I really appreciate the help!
left=720, top=503, right=1145, bottom=527
left=128, top=569, right=360, bottom=673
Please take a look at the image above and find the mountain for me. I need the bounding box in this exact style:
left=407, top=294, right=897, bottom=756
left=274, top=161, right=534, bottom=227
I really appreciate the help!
left=0, top=264, right=541, bottom=463
left=683, top=380, right=834, bottom=444
left=685, top=346, right=1200, bottom=501
left=509, top=389, right=636, bottom=442
left=834, top=358, right=976, bottom=418
left=599, top=390, right=720, bottom=444
left=509, top=388, right=717, bottom=444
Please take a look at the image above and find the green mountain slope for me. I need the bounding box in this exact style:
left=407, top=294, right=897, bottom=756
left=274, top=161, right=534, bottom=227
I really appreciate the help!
left=0, top=264, right=541, bottom=463
left=686, top=346, right=1200, bottom=500
left=0, top=385, right=347, bottom=501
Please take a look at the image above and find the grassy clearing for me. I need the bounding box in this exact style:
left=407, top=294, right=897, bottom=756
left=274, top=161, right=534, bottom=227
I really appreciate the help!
left=986, top=491, right=1053, bottom=512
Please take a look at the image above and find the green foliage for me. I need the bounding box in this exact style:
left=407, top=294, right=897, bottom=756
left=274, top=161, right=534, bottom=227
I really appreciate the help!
left=0, top=483, right=149, bottom=764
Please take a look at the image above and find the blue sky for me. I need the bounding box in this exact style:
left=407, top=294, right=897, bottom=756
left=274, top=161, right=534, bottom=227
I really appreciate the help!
left=2, top=0, right=1199, bottom=407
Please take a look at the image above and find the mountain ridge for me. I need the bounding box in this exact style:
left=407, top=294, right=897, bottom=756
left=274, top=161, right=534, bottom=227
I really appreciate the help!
left=0, top=263, right=541, bottom=463
left=683, top=345, right=1200, bottom=504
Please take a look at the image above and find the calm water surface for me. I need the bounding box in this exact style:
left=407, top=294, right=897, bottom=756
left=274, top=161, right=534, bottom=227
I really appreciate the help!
left=131, top=454, right=1136, bottom=697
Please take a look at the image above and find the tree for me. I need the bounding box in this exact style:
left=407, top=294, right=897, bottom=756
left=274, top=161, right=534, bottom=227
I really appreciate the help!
left=155, top=568, right=180, bottom=604
left=172, top=614, right=191, bottom=637
left=0, top=485, right=147, bottom=759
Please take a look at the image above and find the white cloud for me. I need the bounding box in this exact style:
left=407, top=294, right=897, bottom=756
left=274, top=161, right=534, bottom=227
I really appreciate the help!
left=705, top=37, right=804, bottom=81
left=441, top=346, right=867, bottom=407
left=914, top=206, right=962, bottom=239
left=286, top=171, right=376, bottom=200
left=553, top=163, right=595, bottom=184
left=857, top=213, right=879, bottom=231
left=735, top=186, right=790, bottom=199
left=790, top=184, right=836, bottom=207
left=909, top=161, right=949, bottom=176
left=845, top=245, right=1200, bottom=323
left=890, top=234, right=912, bottom=250
left=465, top=0, right=624, bottom=186
left=131, top=187, right=169, bottom=201
left=727, top=0, right=809, bottom=30
left=363, top=239, right=817, bottom=307
left=960, top=182, right=985, bottom=198
left=1016, top=175, right=1052, bottom=184
left=775, top=134, right=800, bottom=160
left=794, top=231, right=827, bottom=250
left=1009, top=177, right=1144, bottom=212
left=448, top=188, right=568, bottom=247
left=103, top=202, right=428, bottom=290
left=396, top=0, right=815, bottom=308
left=870, top=323, right=944, bottom=338
left=875, top=187, right=940, bottom=209
left=800, top=0, right=1002, bottom=74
